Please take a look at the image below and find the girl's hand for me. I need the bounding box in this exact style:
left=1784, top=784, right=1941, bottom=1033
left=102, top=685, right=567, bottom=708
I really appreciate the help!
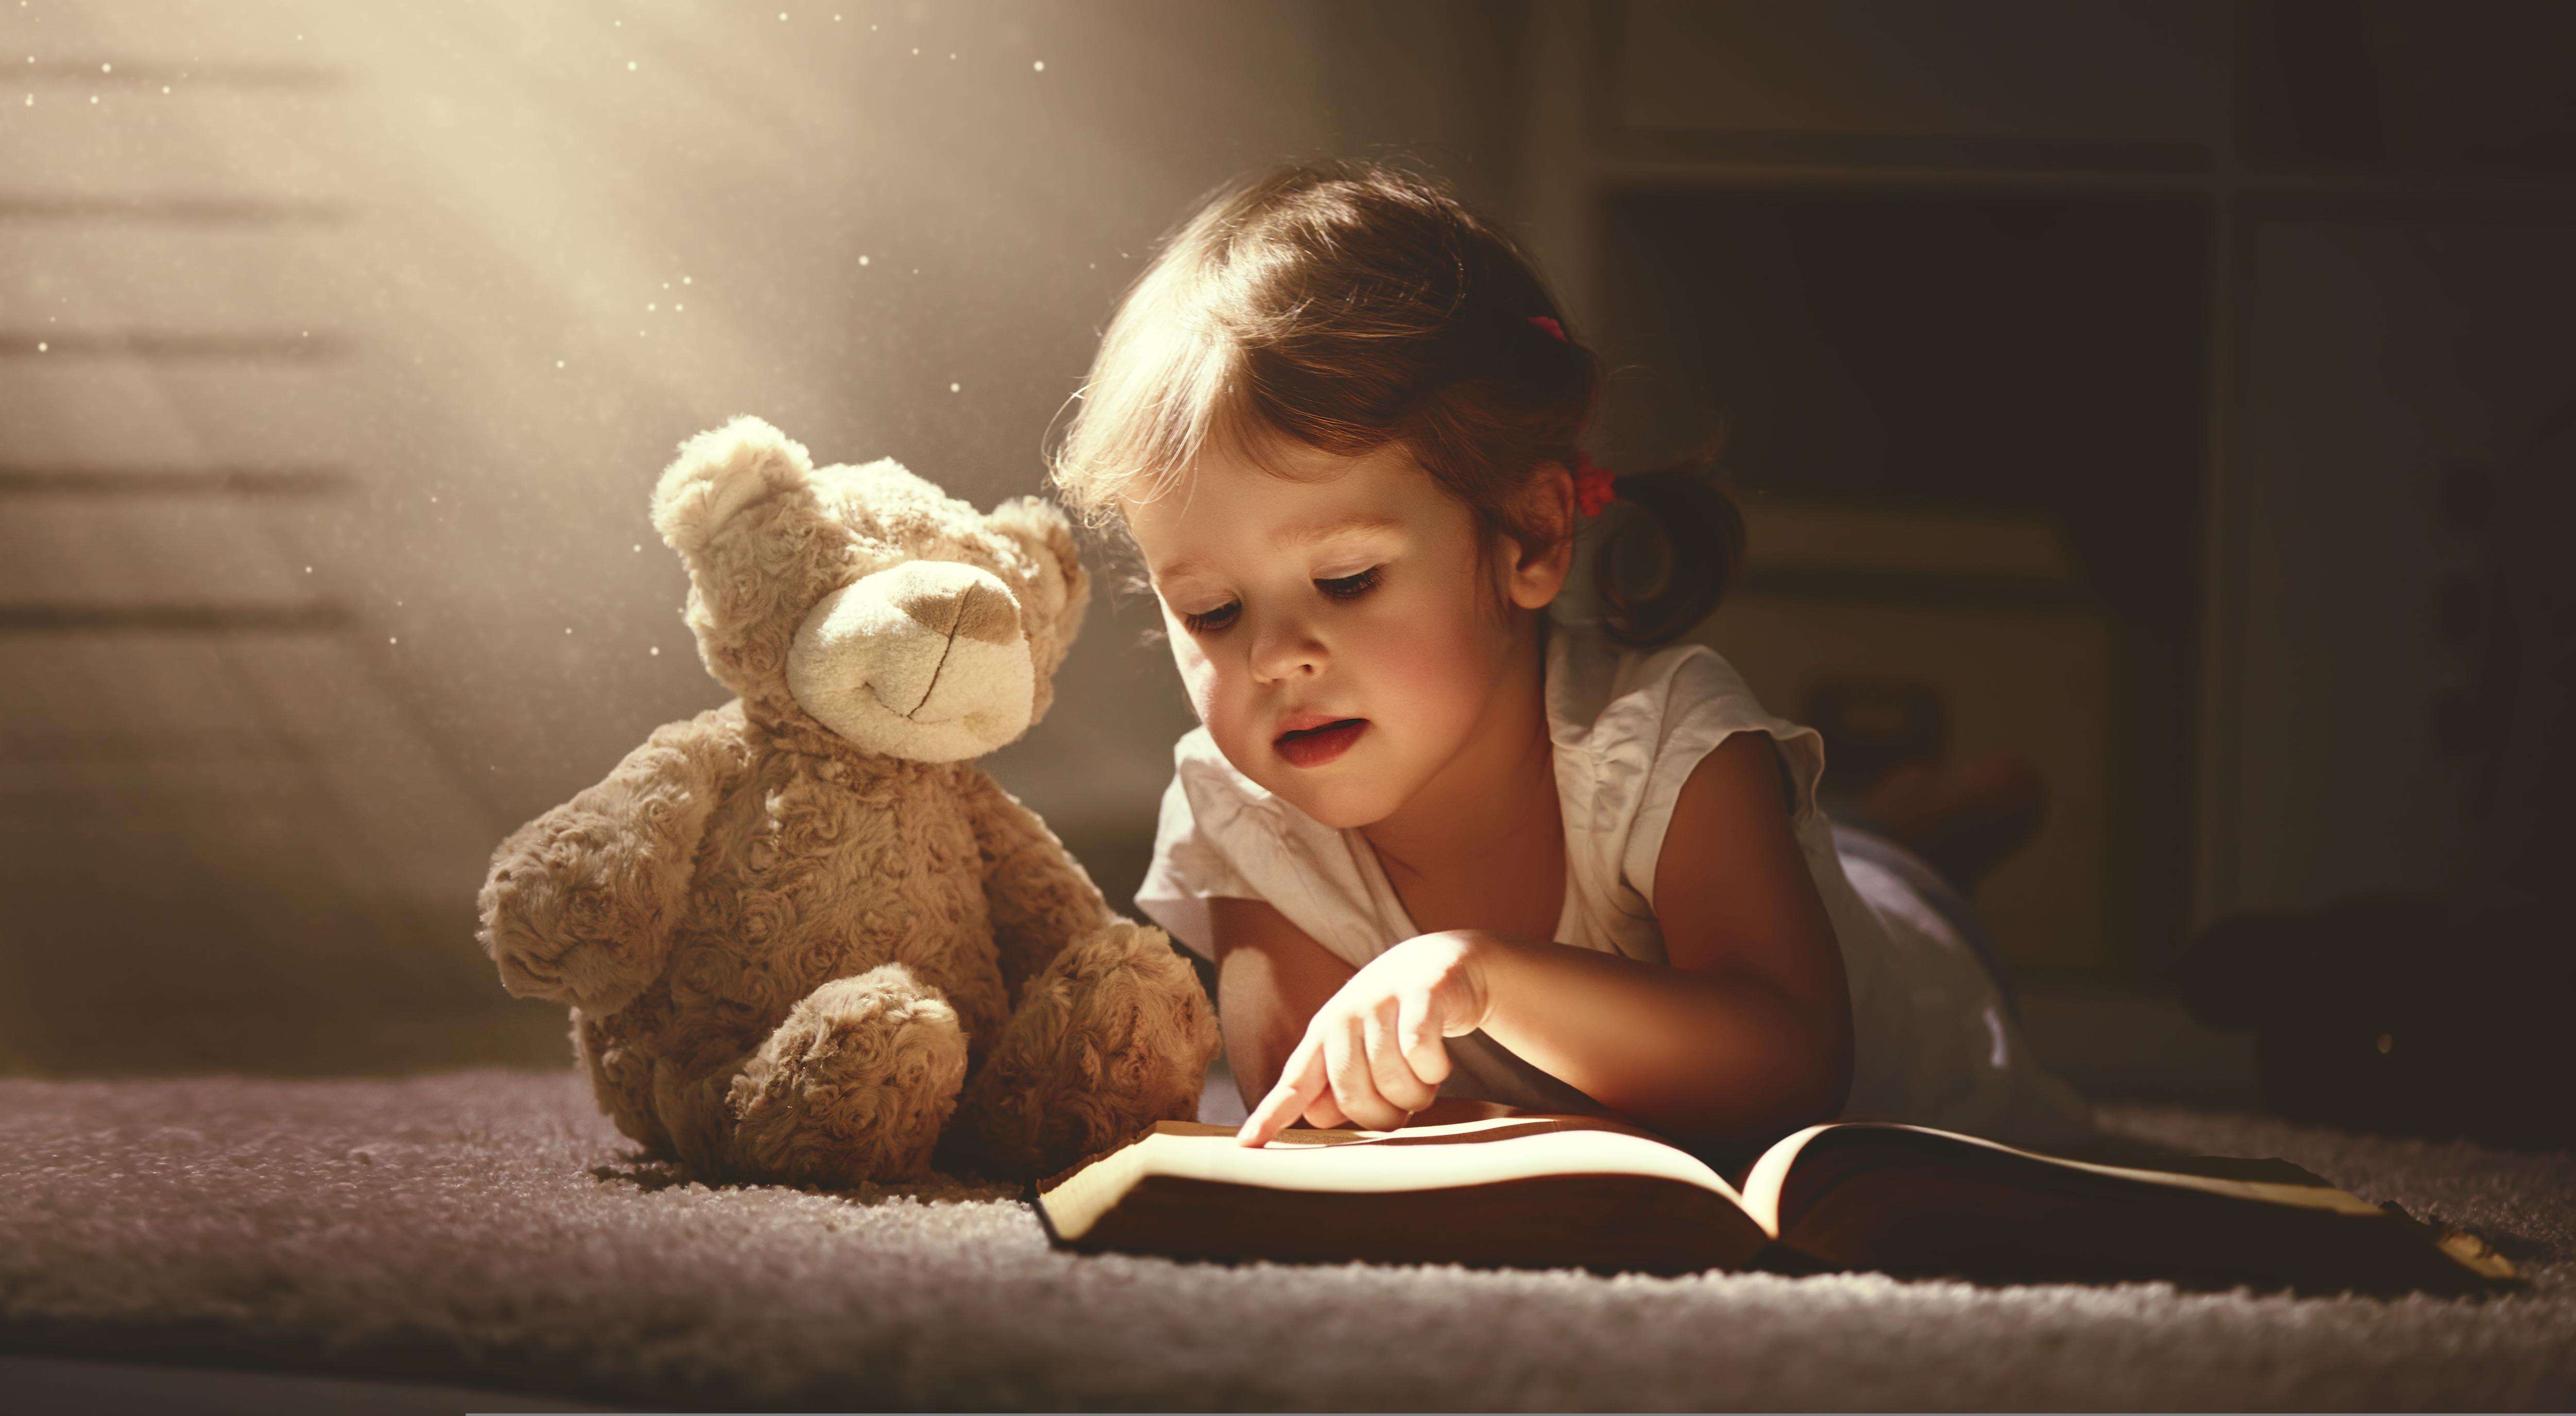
left=1236, top=931, right=1495, bottom=1146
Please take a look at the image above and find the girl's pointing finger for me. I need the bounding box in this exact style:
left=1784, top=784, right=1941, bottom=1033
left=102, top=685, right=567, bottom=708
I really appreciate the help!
left=1237, top=1036, right=1326, bottom=1148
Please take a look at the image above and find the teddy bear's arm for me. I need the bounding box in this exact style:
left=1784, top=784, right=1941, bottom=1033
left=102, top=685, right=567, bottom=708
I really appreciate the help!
left=477, top=703, right=752, bottom=1015
left=958, top=766, right=1114, bottom=1003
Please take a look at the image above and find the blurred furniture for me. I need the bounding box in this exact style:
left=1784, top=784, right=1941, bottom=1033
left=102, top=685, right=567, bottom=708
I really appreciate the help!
left=1692, top=501, right=2117, bottom=977
left=1512, top=0, right=2576, bottom=986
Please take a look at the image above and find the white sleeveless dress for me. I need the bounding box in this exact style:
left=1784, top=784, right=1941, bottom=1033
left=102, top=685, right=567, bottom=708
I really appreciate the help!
left=1134, top=617, right=2095, bottom=1149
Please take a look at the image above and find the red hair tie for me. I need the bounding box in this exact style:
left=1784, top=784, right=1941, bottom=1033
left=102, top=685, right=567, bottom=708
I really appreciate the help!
left=1528, top=317, right=1618, bottom=516
left=1572, top=453, right=1618, bottom=518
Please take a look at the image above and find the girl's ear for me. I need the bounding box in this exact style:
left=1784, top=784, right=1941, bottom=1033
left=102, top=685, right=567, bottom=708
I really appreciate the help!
left=1503, top=463, right=1577, bottom=610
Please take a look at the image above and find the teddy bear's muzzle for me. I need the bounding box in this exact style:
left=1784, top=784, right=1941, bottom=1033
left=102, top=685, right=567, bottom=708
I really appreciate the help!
left=787, top=560, right=1038, bottom=762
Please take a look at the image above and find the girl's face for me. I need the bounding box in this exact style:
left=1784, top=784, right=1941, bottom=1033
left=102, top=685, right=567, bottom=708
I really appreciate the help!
left=1124, top=440, right=1558, bottom=830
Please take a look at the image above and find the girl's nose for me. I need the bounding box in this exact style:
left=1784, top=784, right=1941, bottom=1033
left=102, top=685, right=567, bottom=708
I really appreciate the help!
left=1246, top=609, right=1326, bottom=683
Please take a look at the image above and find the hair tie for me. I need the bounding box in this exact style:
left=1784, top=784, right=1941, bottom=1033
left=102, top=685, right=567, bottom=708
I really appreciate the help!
left=1572, top=453, right=1618, bottom=518
left=1526, top=319, right=1618, bottom=516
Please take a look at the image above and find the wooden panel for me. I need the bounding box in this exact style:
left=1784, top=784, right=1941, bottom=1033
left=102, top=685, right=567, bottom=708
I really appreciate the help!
left=1610, top=0, right=2221, bottom=155
left=0, top=633, right=304, bottom=752
left=0, top=225, right=357, bottom=335
left=1740, top=501, right=2076, bottom=581
left=14, top=0, right=344, bottom=68
left=0, top=363, right=360, bottom=465
left=0, top=632, right=503, bottom=902
left=0, top=498, right=322, bottom=607
left=0, top=87, right=354, bottom=201
left=2241, top=1, right=2576, bottom=174
left=2223, top=218, right=2576, bottom=912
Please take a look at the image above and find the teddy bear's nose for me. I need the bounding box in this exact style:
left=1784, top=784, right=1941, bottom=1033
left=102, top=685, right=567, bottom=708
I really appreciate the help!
left=848, top=560, right=1031, bottom=723
left=889, top=575, right=1019, bottom=647
left=788, top=557, right=1040, bottom=760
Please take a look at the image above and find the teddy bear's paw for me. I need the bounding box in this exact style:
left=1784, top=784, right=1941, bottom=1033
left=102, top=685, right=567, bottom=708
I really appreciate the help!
left=477, top=809, right=681, bottom=1015
left=726, top=963, right=970, bottom=1186
left=947, top=921, right=1222, bottom=1180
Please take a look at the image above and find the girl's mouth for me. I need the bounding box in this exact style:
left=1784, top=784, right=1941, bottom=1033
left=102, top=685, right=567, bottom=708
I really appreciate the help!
left=1274, top=718, right=1368, bottom=768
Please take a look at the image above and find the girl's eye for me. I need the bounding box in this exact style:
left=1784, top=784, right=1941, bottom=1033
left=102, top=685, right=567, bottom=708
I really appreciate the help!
left=1316, top=566, right=1382, bottom=601
left=1179, top=602, right=1240, bottom=635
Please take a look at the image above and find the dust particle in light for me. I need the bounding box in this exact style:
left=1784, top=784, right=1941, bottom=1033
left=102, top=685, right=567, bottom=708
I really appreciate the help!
left=1033, top=60, right=1044, bottom=72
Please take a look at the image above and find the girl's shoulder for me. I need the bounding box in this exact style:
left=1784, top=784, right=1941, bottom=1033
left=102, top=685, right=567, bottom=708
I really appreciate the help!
left=1543, top=618, right=1794, bottom=766
left=1544, top=619, right=1832, bottom=903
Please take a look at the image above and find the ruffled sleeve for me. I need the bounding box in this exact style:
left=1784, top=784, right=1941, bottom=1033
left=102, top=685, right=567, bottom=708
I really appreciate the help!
left=1610, top=645, right=1828, bottom=915
left=1133, top=728, right=1264, bottom=960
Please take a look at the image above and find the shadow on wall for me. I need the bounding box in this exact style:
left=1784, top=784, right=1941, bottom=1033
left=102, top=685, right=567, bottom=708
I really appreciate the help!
left=0, top=0, right=1527, bottom=1075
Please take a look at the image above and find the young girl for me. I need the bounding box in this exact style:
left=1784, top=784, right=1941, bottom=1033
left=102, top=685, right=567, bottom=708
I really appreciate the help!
left=1047, top=160, right=2093, bottom=1156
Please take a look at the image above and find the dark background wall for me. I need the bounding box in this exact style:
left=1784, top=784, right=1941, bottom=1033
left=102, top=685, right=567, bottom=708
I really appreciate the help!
left=2, top=0, right=2567, bottom=1080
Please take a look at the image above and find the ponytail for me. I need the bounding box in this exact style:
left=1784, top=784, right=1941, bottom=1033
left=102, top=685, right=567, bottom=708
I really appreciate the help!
left=1589, top=443, right=1746, bottom=647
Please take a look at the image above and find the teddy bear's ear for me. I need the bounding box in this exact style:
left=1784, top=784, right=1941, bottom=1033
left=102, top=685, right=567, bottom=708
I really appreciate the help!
left=986, top=495, right=1089, bottom=618
left=650, top=415, right=821, bottom=570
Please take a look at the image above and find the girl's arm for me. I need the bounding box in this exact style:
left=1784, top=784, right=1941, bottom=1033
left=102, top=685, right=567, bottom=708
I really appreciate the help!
left=1209, top=896, right=1357, bottom=1110
left=1239, top=731, right=1854, bottom=1152
left=1482, top=730, right=1855, bottom=1146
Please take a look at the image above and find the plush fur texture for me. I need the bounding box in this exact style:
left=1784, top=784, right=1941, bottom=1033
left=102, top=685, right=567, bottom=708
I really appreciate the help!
left=477, top=416, right=1219, bottom=1184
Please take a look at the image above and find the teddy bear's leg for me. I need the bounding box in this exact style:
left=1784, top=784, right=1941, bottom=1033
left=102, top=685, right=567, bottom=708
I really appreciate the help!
left=944, top=920, right=1221, bottom=1180
left=713, top=962, right=971, bottom=1186
left=574, top=1007, right=673, bottom=1157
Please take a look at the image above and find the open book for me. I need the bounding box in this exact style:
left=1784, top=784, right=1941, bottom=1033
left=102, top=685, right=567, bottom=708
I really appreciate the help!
left=1033, top=1114, right=2518, bottom=1294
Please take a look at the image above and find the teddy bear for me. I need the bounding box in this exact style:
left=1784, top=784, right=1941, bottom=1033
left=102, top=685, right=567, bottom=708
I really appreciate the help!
left=476, top=415, right=1219, bottom=1186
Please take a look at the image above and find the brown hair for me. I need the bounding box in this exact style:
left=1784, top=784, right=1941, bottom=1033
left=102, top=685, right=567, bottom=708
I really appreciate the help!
left=1046, top=157, right=1742, bottom=646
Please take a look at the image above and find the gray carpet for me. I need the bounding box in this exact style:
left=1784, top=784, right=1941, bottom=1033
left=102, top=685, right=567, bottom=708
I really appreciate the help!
left=3, top=1068, right=2571, bottom=1411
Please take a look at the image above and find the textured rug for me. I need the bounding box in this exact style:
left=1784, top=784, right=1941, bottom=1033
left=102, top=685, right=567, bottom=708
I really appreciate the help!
left=3, top=1068, right=2571, bottom=1411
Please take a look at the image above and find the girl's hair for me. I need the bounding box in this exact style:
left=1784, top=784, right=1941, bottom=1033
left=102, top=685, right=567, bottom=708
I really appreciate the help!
left=1046, top=156, right=1743, bottom=646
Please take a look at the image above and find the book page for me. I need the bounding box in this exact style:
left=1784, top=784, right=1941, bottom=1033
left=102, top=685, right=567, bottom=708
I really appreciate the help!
left=1039, top=1114, right=1747, bottom=1243
left=1736, top=1121, right=2387, bottom=1237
